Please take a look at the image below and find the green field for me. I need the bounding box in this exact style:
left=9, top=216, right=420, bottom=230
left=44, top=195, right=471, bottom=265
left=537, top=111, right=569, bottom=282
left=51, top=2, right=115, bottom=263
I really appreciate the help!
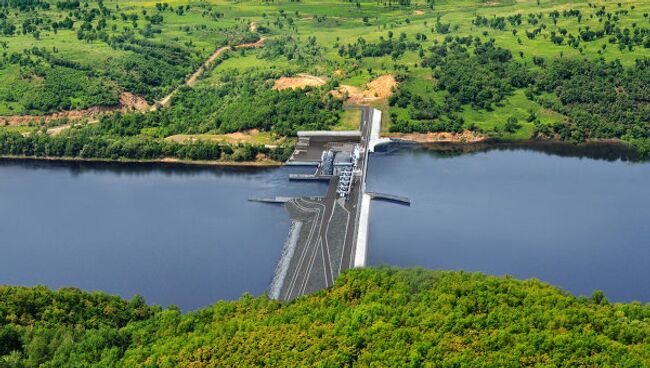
left=0, top=0, right=648, bottom=161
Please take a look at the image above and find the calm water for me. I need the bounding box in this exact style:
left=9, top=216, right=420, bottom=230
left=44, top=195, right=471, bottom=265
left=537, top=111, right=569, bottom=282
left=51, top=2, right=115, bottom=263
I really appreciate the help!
left=367, top=143, right=650, bottom=302
left=0, top=160, right=327, bottom=310
left=1, top=143, right=649, bottom=309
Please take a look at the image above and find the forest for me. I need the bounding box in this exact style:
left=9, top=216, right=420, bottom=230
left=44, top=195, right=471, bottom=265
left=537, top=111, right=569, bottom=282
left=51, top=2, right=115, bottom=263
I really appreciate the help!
left=2, top=267, right=650, bottom=367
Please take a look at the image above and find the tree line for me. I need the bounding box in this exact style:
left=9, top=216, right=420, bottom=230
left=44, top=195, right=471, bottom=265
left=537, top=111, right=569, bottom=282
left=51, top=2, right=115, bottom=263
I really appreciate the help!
left=2, top=267, right=650, bottom=366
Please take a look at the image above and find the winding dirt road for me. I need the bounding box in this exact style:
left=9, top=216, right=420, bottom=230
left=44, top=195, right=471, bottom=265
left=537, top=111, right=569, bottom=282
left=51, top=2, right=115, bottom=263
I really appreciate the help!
left=154, top=37, right=266, bottom=110
left=1, top=38, right=266, bottom=135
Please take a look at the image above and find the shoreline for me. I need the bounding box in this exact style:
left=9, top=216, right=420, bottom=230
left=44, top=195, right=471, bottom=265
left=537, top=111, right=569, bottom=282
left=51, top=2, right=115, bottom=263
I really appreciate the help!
left=0, top=137, right=642, bottom=168
left=0, top=155, right=283, bottom=169
left=384, top=137, right=644, bottom=162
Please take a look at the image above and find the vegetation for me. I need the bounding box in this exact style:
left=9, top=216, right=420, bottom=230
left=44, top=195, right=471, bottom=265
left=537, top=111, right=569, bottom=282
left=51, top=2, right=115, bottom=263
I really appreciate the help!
left=0, top=0, right=649, bottom=160
left=2, top=267, right=650, bottom=366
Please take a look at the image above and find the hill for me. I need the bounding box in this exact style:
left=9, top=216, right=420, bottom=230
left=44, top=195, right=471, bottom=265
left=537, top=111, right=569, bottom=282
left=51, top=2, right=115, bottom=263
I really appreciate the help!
left=0, top=0, right=648, bottom=163
left=2, top=267, right=650, bottom=366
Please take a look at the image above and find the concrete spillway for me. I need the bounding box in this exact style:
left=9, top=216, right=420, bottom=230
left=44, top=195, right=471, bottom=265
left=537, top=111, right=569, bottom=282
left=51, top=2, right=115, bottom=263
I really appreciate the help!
left=351, top=108, right=382, bottom=268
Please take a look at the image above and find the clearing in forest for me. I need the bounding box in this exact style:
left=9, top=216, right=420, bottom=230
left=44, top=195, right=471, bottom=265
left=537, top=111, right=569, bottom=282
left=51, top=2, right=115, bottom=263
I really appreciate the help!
left=273, top=74, right=328, bottom=90
left=332, top=75, right=398, bottom=104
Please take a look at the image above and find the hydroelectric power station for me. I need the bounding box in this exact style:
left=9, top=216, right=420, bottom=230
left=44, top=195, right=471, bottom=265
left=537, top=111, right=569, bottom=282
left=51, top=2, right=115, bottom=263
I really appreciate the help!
left=250, top=107, right=409, bottom=301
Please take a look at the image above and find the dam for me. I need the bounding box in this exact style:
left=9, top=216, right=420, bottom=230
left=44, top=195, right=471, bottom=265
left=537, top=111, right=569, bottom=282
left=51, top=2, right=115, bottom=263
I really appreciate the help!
left=257, top=107, right=405, bottom=301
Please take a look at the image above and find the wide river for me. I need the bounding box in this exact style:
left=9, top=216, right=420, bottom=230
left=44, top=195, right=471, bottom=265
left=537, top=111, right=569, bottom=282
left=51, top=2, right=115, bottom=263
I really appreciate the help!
left=1, top=143, right=648, bottom=309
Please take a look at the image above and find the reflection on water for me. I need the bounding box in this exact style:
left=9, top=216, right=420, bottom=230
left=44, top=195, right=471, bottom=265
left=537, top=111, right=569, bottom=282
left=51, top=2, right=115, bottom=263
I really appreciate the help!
left=382, top=140, right=644, bottom=162
left=0, top=159, right=327, bottom=311
left=367, top=143, right=650, bottom=302
left=1, top=139, right=648, bottom=308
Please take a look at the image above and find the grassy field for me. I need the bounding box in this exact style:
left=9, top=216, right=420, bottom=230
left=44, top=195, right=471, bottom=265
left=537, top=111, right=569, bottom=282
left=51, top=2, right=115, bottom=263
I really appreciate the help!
left=0, top=0, right=648, bottom=155
left=333, top=108, right=361, bottom=131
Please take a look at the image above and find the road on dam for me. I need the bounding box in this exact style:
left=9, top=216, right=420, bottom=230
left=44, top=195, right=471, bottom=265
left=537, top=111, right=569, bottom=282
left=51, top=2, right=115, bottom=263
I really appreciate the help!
left=262, top=107, right=384, bottom=301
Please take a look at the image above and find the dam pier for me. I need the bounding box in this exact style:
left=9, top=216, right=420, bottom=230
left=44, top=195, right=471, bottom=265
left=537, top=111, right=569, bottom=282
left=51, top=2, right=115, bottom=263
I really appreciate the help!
left=255, top=107, right=408, bottom=301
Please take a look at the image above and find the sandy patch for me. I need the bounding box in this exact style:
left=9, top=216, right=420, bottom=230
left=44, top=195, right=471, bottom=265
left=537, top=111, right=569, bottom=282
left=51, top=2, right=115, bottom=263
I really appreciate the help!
left=413, top=10, right=425, bottom=15
left=386, top=130, right=486, bottom=143
left=332, top=75, right=398, bottom=104
left=120, top=92, right=150, bottom=111
left=165, top=129, right=285, bottom=146
left=1, top=92, right=149, bottom=127
left=248, top=22, right=257, bottom=32
left=482, top=1, right=500, bottom=5
left=273, top=74, right=327, bottom=90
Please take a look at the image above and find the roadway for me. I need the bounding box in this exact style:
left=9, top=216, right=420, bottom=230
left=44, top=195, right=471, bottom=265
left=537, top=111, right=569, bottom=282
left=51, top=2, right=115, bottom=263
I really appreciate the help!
left=269, top=107, right=374, bottom=301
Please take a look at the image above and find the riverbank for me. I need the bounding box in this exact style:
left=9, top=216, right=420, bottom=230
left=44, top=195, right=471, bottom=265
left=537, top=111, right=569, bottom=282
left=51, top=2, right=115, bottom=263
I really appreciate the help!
left=384, top=130, right=487, bottom=143
left=383, top=135, right=645, bottom=162
left=0, top=155, right=283, bottom=168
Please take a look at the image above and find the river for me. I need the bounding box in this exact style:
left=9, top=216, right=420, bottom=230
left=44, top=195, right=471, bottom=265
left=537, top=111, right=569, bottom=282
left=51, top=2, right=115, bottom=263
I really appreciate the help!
left=0, top=160, right=327, bottom=311
left=1, top=143, right=648, bottom=309
left=367, top=142, right=650, bottom=303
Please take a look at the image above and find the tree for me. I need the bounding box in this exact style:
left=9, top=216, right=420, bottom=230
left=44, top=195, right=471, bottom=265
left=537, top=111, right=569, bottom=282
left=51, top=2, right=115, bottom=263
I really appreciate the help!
left=504, top=116, right=521, bottom=133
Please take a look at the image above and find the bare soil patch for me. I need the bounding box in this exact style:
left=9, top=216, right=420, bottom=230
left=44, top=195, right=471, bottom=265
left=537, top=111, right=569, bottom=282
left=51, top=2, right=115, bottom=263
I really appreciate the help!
left=1, top=92, right=149, bottom=127
left=235, top=38, right=266, bottom=49
left=332, top=75, right=398, bottom=104
left=386, top=130, right=486, bottom=143
left=413, top=10, right=425, bottom=15
left=273, top=74, right=327, bottom=90
left=165, top=129, right=285, bottom=146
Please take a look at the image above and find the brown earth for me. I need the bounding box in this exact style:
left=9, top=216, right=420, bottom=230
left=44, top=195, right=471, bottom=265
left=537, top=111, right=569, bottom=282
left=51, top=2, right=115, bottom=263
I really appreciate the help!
left=0, top=92, right=150, bottom=127
left=386, top=130, right=486, bottom=143
left=273, top=74, right=327, bottom=90
left=235, top=37, right=266, bottom=49
left=413, top=10, right=425, bottom=15
left=3, top=39, right=267, bottom=136
left=331, top=74, right=398, bottom=104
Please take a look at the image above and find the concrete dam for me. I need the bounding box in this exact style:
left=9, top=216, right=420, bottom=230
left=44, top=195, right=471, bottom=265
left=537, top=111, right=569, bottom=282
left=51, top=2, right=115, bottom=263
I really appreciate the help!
left=252, top=107, right=407, bottom=301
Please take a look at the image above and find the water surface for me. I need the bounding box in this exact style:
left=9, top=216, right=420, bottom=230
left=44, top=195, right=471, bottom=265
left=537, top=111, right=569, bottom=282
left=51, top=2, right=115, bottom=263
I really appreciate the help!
left=367, top=144, right=650, bottom=302
left=2, top=142, right=648, bottom=308
left=0, top=160, right=326, bottom=310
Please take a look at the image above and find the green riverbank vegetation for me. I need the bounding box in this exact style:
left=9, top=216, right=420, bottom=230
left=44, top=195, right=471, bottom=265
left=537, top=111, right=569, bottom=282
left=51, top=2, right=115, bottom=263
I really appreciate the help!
left=0, top=0, right=648, bottom=160
left=2, top=267, right=650, bottom=366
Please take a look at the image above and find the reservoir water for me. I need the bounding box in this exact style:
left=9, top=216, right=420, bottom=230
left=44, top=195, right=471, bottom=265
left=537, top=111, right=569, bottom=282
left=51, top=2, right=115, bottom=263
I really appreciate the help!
left=1, top=143, right=648, bottom=309
left=367, top=143, right=650, bottom=303
left=0, top=160, right=327, bottom=311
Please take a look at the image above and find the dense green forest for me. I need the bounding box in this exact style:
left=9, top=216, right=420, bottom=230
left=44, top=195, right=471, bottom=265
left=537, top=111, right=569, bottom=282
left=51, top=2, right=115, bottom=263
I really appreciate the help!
left=2, top=267, right=650, bottom=367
